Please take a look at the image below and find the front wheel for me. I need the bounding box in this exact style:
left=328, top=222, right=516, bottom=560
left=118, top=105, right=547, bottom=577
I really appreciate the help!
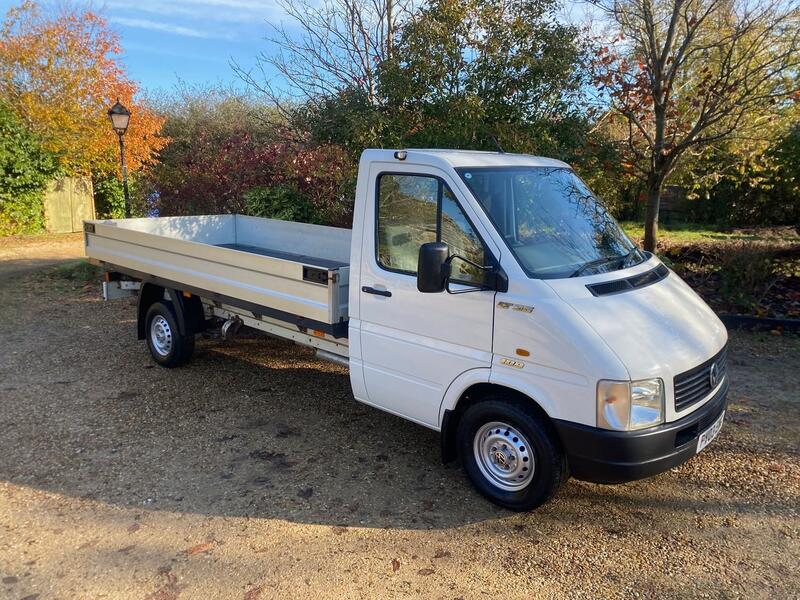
left=457, top=398, right=567, bottom=511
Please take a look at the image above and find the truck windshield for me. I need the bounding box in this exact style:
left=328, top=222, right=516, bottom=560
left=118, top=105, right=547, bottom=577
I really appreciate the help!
left=457, top=166, right=642, bottom=279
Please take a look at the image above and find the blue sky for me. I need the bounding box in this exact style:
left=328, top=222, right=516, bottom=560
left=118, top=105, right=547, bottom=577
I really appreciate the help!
left=0, top=0, right=596, bottom=95
left=0, top=0, right=287, bottom=93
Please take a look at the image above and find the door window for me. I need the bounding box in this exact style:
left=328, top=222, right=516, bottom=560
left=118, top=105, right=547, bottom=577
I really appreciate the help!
left=376, top=174, right=438, bottom=273
left=377, top=173, right=488, bottom=285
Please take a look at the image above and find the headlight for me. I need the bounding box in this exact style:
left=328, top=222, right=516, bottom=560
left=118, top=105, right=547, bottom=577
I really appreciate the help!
left=597, top=378, right=664, bottom=431
left=630, top=378, right=664, bottom=429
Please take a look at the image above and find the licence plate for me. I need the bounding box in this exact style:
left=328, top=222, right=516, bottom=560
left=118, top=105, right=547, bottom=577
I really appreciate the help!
left=697, top=411, right=724, bottom=453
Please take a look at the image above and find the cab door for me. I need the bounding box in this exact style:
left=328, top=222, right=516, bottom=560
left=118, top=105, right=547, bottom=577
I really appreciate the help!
left=357, top=163, right=498, bottom=428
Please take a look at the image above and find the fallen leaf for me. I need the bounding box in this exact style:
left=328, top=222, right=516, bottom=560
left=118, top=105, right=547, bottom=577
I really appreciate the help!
left=184, top=541, right=215, bottom=556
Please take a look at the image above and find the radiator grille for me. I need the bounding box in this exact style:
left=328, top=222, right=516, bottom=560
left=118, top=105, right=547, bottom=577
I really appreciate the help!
left=673, top=344, right=728, bottom=412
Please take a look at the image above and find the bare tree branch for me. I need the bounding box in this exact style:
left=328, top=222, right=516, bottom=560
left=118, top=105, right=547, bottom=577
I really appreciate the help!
left=232, top=0, right=413, bottom=108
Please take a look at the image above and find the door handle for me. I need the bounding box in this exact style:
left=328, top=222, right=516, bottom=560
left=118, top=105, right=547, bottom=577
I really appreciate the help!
left=362, top=286, right=392, bottom=297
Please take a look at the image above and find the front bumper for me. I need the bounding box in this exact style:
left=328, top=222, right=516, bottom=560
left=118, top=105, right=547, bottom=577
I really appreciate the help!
left=553, top=379, right=729, bottom=484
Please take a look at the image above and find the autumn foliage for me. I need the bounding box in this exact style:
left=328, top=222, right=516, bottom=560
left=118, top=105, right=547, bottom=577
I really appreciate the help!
left=0, top=1, right=167, bottom=175
left=144, top=125, right=354, bottom=226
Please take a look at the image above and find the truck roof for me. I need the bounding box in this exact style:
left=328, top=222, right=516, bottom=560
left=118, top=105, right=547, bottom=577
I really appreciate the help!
left=360, top=148, right=571, bottom=170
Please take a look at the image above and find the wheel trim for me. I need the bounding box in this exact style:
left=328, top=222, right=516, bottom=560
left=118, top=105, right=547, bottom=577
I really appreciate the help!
left=150, top=315, right=173, bottom=357
left=473, top=421, right=535, bottom=491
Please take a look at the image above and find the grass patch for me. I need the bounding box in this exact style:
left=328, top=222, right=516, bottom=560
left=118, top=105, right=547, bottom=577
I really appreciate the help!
left=52, top=259, right=100, bottom=282
left=620, top=222, right=798, bottom=244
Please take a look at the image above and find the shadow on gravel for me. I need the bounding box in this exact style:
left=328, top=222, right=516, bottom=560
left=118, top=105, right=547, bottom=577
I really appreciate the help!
left=0, top=317, right=506, bottom=528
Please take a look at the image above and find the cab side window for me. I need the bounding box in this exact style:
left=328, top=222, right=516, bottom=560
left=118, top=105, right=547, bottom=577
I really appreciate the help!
left=377, top=173, right=488, bottom=285
left=377, top=174, right=438, bottom=273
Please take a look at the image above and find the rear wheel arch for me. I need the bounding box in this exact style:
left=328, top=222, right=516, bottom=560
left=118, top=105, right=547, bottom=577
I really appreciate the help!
left=137, top=283, right=206, bottom=340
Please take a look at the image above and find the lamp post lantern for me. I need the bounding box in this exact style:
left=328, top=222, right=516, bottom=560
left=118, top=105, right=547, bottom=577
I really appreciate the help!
left=108, top=99, right=132, bottom=218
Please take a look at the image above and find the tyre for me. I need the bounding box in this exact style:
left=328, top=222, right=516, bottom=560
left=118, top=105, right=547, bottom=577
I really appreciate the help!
left=457, top=397, right=567, bottom=511
left=145, top=301, right=195, bottom=367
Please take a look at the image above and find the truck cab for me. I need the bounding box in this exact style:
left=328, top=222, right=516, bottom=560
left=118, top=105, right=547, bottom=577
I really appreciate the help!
left=348, top=149, right=728, bottom=510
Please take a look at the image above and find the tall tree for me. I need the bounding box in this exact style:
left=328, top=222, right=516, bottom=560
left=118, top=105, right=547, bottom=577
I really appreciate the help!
left=0, top=1, right=167, bottom=175
left=590, top=0, right=800, bottom=250
left=378, top=0, right=588, bottom=153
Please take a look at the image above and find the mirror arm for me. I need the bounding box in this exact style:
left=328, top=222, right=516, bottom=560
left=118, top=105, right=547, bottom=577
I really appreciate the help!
left=444, top=254, right=493, bottom=272
left=444, top=254, right=505, bottom=294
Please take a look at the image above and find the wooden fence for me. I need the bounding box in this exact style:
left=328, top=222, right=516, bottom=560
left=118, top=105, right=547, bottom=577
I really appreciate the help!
left=44, top=177, right=95, bottom=233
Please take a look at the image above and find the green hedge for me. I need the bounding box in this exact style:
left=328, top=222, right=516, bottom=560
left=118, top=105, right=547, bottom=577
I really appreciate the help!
left=0, top=103, right=59, bottom=235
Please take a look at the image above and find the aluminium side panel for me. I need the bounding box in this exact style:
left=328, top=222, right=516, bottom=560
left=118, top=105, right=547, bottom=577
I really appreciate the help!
left=85, top=217, right=340, bottom=324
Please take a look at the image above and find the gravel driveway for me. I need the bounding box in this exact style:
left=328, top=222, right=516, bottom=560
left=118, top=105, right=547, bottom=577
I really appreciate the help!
left=0, top=235, right=798, bottom=599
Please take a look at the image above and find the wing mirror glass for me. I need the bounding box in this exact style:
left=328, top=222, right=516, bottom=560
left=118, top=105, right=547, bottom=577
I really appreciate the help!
left=417, top=242, right=451, bottom=293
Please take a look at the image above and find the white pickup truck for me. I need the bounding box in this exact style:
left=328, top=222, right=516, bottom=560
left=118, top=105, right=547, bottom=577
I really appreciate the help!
left=85, top=149, right=729, bottom=511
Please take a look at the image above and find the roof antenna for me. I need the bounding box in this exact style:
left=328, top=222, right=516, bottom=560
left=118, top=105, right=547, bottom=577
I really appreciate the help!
left=489, top=134, right=505, bottom=154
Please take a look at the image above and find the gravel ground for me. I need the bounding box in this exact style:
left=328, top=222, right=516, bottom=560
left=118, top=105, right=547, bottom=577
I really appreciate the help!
left=0, top=235, right=798, bottom=600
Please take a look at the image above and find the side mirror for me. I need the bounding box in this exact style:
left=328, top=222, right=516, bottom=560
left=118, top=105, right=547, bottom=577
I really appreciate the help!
left=417, top=242, right=450, bottom=293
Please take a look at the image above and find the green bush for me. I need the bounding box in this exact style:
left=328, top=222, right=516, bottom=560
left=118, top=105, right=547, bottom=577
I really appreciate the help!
left=243, top=184, right=317, bottom=223
left=0, top=102, right=59, bottom=235
left=93, top=172, right=133, bottom=219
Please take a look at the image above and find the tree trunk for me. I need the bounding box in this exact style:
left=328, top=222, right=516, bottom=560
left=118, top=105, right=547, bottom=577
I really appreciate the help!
left=643, top=173, right=664, bottom=253
left=386, top=0, right=394, bottom=57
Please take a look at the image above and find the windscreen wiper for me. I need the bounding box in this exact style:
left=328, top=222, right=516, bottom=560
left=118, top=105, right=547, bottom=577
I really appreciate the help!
left=618, top=247, right=642, bottom=270
left=569, top=248, right=639, bottom=278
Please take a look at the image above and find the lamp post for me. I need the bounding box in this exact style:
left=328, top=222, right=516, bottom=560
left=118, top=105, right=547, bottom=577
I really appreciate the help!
left=108, top=99, right=131, bottom=218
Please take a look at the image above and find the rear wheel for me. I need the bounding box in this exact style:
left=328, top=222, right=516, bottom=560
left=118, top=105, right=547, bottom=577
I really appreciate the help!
left=145, top=301, right=194, bottom=367
left=457, top=397, right=567, bottom=511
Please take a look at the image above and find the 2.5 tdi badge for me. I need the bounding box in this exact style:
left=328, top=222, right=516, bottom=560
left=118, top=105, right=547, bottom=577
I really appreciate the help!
left=500, top=358, right=525, bottom=369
